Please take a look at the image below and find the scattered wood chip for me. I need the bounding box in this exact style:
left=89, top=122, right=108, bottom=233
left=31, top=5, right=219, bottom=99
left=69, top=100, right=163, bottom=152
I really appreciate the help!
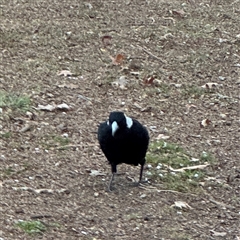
left=19, top=124, right=32, bottom=133
left=57, top=70, right=73, bottom=77
left=130, top=71, right=141, bottom=75
left=94, top=192, right=99, bottom=197
left=201, top=82, right=218, bottom=89
left=140, top=107, right=152, bottom=112
left=185, top=104, right=197, bottom=114
left=12, top=187, right=69, bottom=194
left=31, top=215, right=52, bottom=219
left=172, top=9, right=185, bottom=17
left=163, top=164, right=209, bottom=172
left=37, top=103, right=71, bottom=111
left=210, top=230, right=227, bottom=237
left=200, top=118, right=211, bottom=127
left=37, top=104, right=55, bottom=111
left=78, top=94, right=92, bottom=102
left=172, top=201, right=193, bottom=210
left=57, top=103, right=71, bottom=110
left=133, top=103, right=142, bottom=109
left=156, top=134, right=170, bottom=140
left=26, top=111, right=34, bottom=120
left=58, top=83, right=79, bottom=89
left=190, top=158, right=199, bottom=162
left=90, top=170, right=106, bottom=177
left=112, top=76, right=128, bottom=89
left=137, top=45, right=166, bottom=63
left=12, top=186, right=69, bottom=194
left=218, top=76, right=226, bottom=81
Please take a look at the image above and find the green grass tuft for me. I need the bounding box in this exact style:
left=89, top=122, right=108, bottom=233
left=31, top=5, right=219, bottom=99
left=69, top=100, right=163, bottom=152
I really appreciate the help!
left=0, top=91, right=31, bottom=112
left=0, top=132, right=11, bottom=138
left=182, top=86, right=206, bottom=99
left=146, top=140, right=214, bottom=193
left=41, top=134, right=70, bottom=150
left=16, top=220, right=46, bottom=235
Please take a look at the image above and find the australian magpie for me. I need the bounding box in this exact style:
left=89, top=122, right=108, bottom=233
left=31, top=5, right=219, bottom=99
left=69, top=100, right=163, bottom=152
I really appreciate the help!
left=98, top=111, right=149, bottom=191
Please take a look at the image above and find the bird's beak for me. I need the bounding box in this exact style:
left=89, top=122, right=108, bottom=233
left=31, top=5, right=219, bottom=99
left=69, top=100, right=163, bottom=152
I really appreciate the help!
left=111, top=121, right=119, bottom=136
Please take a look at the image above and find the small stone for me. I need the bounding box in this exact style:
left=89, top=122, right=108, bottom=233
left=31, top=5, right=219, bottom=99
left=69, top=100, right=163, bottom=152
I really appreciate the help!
left=144, top=216, right=150, bottom=221
left=62, top=133, right=68, bottom=138
left=147, top=164, right=152, bottom=169
left=218, top=76, right=226, bottom=81
left=15, top=209, right=25, bottom=214
left=146, top=171, right=153, bottom=176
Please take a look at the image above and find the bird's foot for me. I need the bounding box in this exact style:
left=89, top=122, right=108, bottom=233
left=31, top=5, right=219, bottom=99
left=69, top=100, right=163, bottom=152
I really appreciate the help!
left=107, top=185, right=114, bottom=192
left=137, top=179, right=149, bottom=187
left=139, top=179, right=148, bottom=184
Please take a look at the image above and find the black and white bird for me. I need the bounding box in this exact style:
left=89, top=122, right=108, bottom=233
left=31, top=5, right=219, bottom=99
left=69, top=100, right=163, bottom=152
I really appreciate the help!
left=98, top=111, right=149, bottom=191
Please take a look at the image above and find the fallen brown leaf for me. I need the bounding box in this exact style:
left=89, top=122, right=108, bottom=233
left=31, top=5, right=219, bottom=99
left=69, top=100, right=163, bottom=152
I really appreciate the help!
left=143, top=76, right=155, bottom=85
left=111, top=54, right=125, bottom=65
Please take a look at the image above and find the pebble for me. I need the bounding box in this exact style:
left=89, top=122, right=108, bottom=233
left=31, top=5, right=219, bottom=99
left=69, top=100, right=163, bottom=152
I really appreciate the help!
left=62, top=133, right=68, bottom=138
left=147, top=164, right=152, bottom=169
left=140, top=194, right=147, bottom=198
left=218, top=76, right=226, bottom=81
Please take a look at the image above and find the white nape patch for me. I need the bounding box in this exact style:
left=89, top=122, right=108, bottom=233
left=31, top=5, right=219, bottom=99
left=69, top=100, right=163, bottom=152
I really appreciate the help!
left=107, top=120, right=109, bottom=125
left=125, top=114, right=133, bottom=128
left=111, top=121, right=119, bottom=136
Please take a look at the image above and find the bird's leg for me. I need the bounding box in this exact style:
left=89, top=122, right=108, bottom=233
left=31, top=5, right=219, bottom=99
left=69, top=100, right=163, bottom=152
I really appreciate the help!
left=108, top=163, right=117, bottom=191
left=108, top=173, right=115, bottom=191
left=138, top=163, right=148, bottom=184
left=139, top=163, right=144, bottom=182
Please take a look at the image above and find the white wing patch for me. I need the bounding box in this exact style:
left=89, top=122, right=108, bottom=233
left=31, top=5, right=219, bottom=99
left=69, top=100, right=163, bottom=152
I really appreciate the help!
left=125, top=114, right=133, bottom=128
left=111, top=121, right=119, bottom=136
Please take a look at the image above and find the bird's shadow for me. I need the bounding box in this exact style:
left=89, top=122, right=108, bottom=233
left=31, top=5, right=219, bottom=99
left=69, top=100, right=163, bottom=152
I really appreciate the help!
left=105, top=174, right=149, bottom=193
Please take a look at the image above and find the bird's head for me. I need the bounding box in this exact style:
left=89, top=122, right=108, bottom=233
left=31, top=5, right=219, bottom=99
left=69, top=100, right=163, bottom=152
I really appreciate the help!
left=107, top=111, right=133, bottom=136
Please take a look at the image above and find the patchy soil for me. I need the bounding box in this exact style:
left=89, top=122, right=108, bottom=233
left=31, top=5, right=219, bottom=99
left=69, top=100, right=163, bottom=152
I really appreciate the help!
left=0, top=0, right=239, bottom=239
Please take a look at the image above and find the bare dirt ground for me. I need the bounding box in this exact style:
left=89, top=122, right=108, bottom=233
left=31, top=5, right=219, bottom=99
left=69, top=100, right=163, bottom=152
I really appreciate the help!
left=0, top=0, right=239, bottom=239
